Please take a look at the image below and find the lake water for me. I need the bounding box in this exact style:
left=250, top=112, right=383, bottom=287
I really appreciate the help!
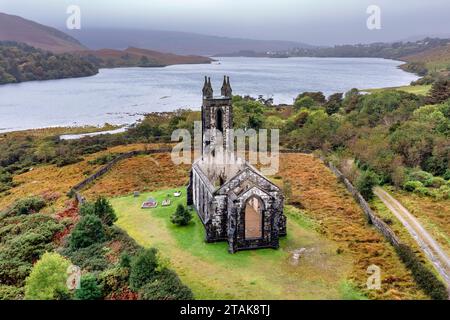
left=0, top=57, right=418, bottom=133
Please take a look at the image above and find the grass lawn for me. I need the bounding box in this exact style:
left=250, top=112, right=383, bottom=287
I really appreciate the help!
left=363, top=84, right=431, bottom=96
left=111, top=187, right=360, bottom=300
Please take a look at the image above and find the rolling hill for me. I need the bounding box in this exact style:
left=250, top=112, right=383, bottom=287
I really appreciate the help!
left=76, top=47, right=213, bottom=68
left=401, top=43, right=450, bottom=71
left=65, top=28, right=311, bottom=56
left=0, top=12, right=86, bottom=53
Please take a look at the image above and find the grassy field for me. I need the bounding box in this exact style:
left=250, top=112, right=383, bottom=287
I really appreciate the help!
left=111, top=188, right=361, bottom=300
left=278, top=154, right=426, bottom=300
left=0, top=143, right=165, bottom=211
left=363, top=84, right=431, bottom=96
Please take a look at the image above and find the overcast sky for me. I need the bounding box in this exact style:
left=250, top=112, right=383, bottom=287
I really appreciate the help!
left=1, top=0, right=450, bottom=45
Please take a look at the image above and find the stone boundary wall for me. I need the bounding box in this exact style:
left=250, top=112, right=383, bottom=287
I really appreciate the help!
left=322, top=158, right=401, bottom=247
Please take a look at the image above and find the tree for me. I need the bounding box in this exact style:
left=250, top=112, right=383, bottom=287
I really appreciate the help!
left=294, top=96, right=315, bottom=111
left=129, top=248, right=159, bottom=291
left=70, top=215, right=105, bottom=249
left=24, top=252, right=71, bottom=300
left=356, top=170, right=379, bottom=200
left=295, top=92, right=326, bottom=104
left=79, top=197, right=118, bottom=225
left=325, top=93, right=343, bottom=115
left=74, top=273, right=103, bottom=300
left=93, top=197, right=117, bottom=226
left=170, top=204, right=192, bottom=226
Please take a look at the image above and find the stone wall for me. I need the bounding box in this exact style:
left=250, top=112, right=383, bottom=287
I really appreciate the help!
left=70, top=148, right=171, bottom=202
left=324, top=159, right=401, bottom=247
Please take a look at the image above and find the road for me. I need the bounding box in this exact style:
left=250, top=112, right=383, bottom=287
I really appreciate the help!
left=374, top=187, right=450, bottom=287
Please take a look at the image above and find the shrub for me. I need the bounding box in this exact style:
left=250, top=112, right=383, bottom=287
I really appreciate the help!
left=129, top=248, right=159, bottom=291
left=99, top=267, right=129, bottom=294
left=395, top=244, right=448, bottom=300
left=356, top=170, right=379, bottom=200
left=170, top=204, right=192, bottom=226
left=0, top=214, right=63, bottom=286
left=54, top=155, right=83, bottom=167
left=70, top=215, right=105, bottom=250
left=62, top=243, right=110, bottom=272
left=437, top=186, right=450, bottom=200
left=403, top=180, right=423, bottom=192
left=443, top=169, right=450, bottom=180
left=0, top=285, right=23, bottom=300
left=88, top=153, right=118, bottom=165
left=119, top=252, right=132, bottom=269
left=5, top=197, right=46, bottom=216
left=427, top=177, right=446, bottom=188
left=414, top=186, right=432, bottom=197
left=139, top=268, right=193, bottom=300
left=24, top=252, right=71, bottom=300
left=75, top=273, right=103, bottom=300
left=408, top=170, right=433, bottom=184
left=79, top=202, right=95, bottom=216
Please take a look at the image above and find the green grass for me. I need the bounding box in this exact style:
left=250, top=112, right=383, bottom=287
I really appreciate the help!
left=339, top=281, right=368, bottom=300
left=363, top=84, right=431, bottom=96
left=111, top=188, right=358, bottom=300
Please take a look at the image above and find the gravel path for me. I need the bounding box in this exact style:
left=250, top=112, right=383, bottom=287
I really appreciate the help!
left=374, top=187, right=450, bottom=287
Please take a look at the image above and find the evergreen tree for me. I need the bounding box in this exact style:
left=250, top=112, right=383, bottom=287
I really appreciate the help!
left=70, top=215, right=105, bottom=249
left=170, top=204, right=192, bottom=226
left=75, top=274, right=103, bottom=300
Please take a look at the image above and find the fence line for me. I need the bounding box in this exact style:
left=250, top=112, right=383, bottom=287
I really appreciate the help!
left=69, top=148, right=172, bottom=202
left=323, top=158, right=402, bottom=247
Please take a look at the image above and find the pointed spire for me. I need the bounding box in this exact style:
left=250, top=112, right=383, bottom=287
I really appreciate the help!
left=202, top=76, right=213, bottom=99
left=221, top=75, right=227, bottom=96
left=220, top=75, right=232, bottom=97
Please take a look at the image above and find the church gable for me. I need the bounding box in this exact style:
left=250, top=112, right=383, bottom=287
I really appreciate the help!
left=216, top=166, right=280, bottom=197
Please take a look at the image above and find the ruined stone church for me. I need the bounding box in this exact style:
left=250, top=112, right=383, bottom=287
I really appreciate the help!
left=187, top=76, right=286, bottom=253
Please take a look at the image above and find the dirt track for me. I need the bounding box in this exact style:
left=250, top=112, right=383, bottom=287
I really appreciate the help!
left=374, top=187, right=450, bottom=287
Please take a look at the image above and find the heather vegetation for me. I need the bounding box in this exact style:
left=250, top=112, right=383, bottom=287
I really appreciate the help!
left=0, top=109, right=198, bottom=196
left=0, top=193, right=192, bottom=300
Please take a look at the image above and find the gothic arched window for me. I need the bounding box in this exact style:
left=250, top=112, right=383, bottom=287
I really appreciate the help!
left=216, top=108, right=223, bottom=132
left=244, top=196, right=263, bottom=239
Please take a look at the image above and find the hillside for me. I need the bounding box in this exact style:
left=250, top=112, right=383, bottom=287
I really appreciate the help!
left=0, top=41, right=98, bottom=85
left=65, top=28, right=310, bottom=56
left=0, top=12, right=86, bottom=53
left=77, top=47, right=213, bottom=68
left=401, top=43, right=450, bottom=72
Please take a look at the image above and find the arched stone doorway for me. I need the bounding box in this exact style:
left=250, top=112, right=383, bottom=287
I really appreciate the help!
left=244, top=196, right=263, bottom=239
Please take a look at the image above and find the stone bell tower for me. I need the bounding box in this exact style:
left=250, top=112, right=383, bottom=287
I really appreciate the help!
left=201, top=76, right=233, bottom=156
